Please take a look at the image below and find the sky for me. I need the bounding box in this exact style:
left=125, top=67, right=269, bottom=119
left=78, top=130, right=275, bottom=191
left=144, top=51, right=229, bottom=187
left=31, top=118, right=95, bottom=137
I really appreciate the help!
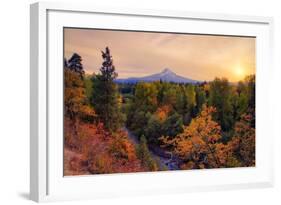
left=64, top=28, right=255, bottom=82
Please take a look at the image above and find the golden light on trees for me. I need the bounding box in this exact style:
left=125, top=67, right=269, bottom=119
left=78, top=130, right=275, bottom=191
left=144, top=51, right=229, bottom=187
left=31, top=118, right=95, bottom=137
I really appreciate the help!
left=63, top=30, right=257, bottom=175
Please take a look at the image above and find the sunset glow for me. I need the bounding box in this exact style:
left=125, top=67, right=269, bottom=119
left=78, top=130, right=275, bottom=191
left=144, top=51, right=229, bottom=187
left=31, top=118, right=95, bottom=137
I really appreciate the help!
left=234, top=64, right=247, bottom=81
left=64, top=28, right=256, bottom=175
left=64, top=28, right=256, bottom=82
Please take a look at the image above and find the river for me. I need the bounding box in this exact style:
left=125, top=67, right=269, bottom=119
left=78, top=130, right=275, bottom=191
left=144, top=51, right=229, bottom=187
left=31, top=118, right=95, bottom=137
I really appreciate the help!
left=122, top=127, right=179, bottom=171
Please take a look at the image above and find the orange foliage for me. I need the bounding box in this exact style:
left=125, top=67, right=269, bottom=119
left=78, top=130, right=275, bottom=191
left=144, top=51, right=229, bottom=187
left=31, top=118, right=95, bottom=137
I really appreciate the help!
left=161, top=105, right=222, bottom=169
left=109, top=131, right=137, bottom=161
left=160, top=106, right=255, bottom=169
left=64, top=117, right=145, bottom=175
left=229, top=114, right=255, bottom=166
left=155, top=105, right=171, bottom=122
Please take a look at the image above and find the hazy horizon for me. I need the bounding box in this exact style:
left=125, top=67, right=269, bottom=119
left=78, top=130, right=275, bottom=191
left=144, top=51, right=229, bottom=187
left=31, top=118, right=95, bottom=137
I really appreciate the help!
left=64, top=28, right=256, bottom=82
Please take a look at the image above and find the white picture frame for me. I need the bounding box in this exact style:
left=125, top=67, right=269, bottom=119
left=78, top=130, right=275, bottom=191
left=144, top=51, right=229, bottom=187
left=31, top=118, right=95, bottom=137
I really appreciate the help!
left=30, top=2, right=274, bottom=202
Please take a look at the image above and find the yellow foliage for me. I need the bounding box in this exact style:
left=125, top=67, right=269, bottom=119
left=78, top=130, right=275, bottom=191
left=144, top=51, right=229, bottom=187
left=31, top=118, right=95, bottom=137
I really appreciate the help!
left=64, top=69, right=87, bottom=119
left=161, top=104, right=222, bottom=168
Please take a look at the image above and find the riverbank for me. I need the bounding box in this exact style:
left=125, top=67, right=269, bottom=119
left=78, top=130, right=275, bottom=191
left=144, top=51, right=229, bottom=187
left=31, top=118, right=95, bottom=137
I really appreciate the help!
left=122, top=127, right=180, bottom=171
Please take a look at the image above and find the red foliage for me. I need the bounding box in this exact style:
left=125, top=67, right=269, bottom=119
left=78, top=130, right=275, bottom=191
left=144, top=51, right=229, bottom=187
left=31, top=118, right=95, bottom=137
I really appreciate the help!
left=64, top=117, right=145, bottom=175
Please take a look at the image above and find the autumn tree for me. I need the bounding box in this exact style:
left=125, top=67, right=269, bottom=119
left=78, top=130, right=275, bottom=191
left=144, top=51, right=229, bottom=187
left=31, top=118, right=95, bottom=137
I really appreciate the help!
left=134, top=82, right=158, bottom=113
left=64, top=53, right=96, bottom=148
left=64, top=53, right=95, bottom=122
left=214, top=142, right=242, bottom=168
left=160, top=105, right=222, bottom=169
left=91, top=47, right=124, bottom=131
left=64, top=68, right=86, bottom=120
left=229, top=114, right=255, bottom=166
left=214, top=113, right=255, bottom=168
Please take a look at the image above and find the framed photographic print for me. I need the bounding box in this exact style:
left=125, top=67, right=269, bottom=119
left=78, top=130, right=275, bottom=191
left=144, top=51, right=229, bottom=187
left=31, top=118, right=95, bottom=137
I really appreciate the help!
left=30, top=2, right=274, bottom=202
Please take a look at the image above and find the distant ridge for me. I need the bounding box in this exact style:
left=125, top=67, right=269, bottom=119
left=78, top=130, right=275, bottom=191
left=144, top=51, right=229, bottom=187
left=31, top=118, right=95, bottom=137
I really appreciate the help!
left=115, top=68, right=200, bottom=84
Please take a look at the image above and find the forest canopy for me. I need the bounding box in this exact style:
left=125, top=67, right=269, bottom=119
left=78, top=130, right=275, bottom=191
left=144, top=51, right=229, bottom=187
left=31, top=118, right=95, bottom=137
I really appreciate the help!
left=63, top=46, right=255, bottom=175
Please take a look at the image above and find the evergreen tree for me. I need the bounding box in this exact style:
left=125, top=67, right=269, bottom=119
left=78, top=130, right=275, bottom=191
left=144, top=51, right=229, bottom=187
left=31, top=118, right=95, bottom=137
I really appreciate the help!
left=136, top=135, right=158, bottom=171
left=162, top=112, right=183, bottom=138
left=209, top=78, right=234, bottom=131
left=195, top=86, right=206, bottom=114
left=245, top=75, right=255, bottom=128
left=145, top=115, right=163, bottom=144
left=91, top=47, right=124, bottom=131
left=64, top=57, right=68, bottom=68
left=67, top=53, right=85, bottom=77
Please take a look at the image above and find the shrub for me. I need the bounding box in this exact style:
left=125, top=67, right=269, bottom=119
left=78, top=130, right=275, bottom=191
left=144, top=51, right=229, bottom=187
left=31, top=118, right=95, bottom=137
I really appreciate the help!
left=88, top=153, right=113, bottom=174
left=109, top=134, right=136, bottom=161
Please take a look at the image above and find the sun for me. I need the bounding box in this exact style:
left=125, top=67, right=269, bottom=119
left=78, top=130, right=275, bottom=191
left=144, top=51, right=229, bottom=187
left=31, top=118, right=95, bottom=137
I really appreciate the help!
left=234, top=65, right=245, bottom=80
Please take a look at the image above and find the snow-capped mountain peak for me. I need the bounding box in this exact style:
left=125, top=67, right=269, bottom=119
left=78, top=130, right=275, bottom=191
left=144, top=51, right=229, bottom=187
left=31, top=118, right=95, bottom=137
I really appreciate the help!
left=161, top=68, right=173, bottom=74
left=115, top=68, right=199, bottom=84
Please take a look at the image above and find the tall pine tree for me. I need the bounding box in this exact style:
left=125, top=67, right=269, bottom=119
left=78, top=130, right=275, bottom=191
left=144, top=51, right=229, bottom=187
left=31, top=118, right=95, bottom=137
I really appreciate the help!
left=67, top=53, right=85, bottom=78
left=91, top=47, right=124, bottom=131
